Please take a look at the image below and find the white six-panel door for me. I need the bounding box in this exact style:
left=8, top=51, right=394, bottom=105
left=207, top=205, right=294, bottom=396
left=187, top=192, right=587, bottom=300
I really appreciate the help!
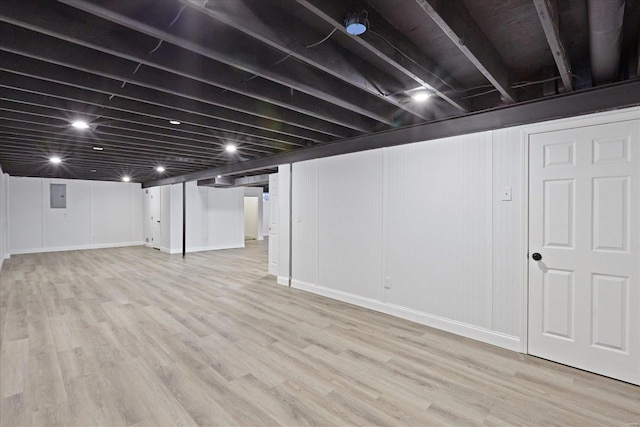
left=528, top=119, right=639, bottom=384
left=149, top=187, right=161, bottom=249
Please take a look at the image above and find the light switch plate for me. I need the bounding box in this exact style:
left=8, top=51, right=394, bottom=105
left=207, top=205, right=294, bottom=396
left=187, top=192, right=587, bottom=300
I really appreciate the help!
left=501, top=187, right=512, bottom=201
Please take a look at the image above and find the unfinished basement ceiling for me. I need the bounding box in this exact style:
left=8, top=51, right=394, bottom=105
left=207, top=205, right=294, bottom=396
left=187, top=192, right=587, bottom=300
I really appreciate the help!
left=0, top=0, right=639, bottom=184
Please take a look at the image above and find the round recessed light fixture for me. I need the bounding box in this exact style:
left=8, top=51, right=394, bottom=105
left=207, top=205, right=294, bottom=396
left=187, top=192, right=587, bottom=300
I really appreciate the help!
left=169, top=120, right=181, bottom=125
left=156, top=166, right=165, bottom=173
left=411, top=91, right=432, bottom=102
left=92, top=146, right=104, bottom=151
left=225, top=144, right=237, bottom=153
left=49, top=156, right=62, bottom=164
left=71, top=120, right=90, bottom=130
left=345, top=11, right=368, bottom=35
left=122, top=176, right=131, bottom=182
left=217, top=175, right=222, bottom=178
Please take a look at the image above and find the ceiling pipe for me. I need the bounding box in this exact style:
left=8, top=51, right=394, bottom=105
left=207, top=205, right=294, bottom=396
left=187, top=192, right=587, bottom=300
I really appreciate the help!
left=588, top=0, right=625, bottom=84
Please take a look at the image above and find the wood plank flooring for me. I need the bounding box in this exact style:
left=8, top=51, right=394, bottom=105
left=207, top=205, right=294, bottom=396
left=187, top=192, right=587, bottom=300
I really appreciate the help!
left=1, top=240, right=639, bottom=426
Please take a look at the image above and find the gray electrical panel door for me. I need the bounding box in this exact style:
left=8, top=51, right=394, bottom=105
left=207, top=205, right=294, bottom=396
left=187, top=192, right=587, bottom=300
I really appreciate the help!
left=50, top=183, right=67, bottom=208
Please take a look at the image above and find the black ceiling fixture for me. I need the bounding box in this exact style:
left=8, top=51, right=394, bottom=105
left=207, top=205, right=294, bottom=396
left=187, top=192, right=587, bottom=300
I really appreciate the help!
left=344, top=10, right=368, bottom=35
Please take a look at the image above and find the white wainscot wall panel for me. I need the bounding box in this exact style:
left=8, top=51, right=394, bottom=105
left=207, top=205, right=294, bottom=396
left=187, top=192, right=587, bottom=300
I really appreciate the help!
left=277, top=165, right=291, bottom=284
left=9, top=177, right=43, bottom=252
left=91, top=181, right=142, bottom=246
left=207, top=187, right=245, bottom=251
left=292, top=160, right=317, bottom=286
left=383, top=133, right=493, bottom=328
left=186, top=182, right=209, bottom=251
left=0, top=169, right=6, bottom=269
left=492, top=127, right=526, bottom=337
left=317, top=151, right=384, bottom=300
left=44, top=179, right=91, bottom=249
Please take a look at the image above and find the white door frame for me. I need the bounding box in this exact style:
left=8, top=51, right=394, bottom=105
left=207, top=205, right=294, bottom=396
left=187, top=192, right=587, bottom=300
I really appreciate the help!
left=519, top=106, right=640, bottom=356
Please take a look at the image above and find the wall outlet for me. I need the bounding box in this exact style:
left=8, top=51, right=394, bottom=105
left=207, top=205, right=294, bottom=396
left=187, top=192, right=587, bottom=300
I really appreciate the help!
left=384, top=277, right=392, bottom=289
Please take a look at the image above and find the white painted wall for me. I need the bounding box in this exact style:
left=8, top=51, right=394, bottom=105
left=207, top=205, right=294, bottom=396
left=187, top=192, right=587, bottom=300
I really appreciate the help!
left=244, top=197, right=259, bottom=240
left=286, top=131, right=521, bottom=350
left=262, top=194, right=270, bottom=237
left=144, top=182, right=246, bottom=254
left=277, top=165, right=291, bottom=286
left=244, top=187, right=263, bottom=240
left=160, top=185, right=172, bottom=252
left=8, top=177, right=143, bottom=255
left=283, top=107, right=640, bottom=353
left=0, top=166, right=8, bottom=270
left=288, top=136, right=511, bottom=347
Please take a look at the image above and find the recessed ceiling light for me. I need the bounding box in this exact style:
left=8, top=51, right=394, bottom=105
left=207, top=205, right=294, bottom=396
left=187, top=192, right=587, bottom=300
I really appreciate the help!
left=49, top=156, right=62, bottom=164
left=225, top=144, right=236, bottom=153
left=93, top=146, right=104, bottom=151
left=122, top=176, right=131, bottom=182
left=71, top=120, right=90, bottom=129
left=156, top=166, right=165, bottom=172
left=411, top=91, right=431, bottom=102
left=217, top=175, right=222, bottom=178
left=90, top=169, right=97, bottom=173
left=169, top=120, right=181, bottom=125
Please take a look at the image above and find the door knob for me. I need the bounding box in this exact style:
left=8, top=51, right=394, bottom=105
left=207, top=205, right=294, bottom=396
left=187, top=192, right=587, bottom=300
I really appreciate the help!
left=532, top=252, right=542, bottom=261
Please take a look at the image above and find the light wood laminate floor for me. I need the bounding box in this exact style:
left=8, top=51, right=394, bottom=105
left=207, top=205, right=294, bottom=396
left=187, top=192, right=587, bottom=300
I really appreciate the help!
left=1, top=241, right=639, bottom=426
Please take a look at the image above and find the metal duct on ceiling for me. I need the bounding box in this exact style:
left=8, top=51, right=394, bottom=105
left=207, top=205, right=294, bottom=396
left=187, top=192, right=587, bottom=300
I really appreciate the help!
left=588, top=0, right=625, bottom=84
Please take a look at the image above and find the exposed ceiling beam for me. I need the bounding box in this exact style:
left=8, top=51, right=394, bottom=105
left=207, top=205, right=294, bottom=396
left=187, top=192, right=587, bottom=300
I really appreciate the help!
left=57, top=0, right=400, bottom=126
left=182, top=0, right=433, bottom=122
left=0, top=108, right=281, bottom=154
left=0, top=67, right=316, bottom=148
left=0, top=83, right=312, bottom=149
left=198, top=174, right=270, bottom=188
left=144, top=80, right=640, bottom=187
left=0, top=46, right=333, bottom=143
left=533, top=0, right=573, bottom=93
left=295, top=0, right=469, bottom=113
left=0, top=4, right=372, bottom=134
left=1, top=96, right=292, bottom=149
left=413, top=0, right=516, bottom=103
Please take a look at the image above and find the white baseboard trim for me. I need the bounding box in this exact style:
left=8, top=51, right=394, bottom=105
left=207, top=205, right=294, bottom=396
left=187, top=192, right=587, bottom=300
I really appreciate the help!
left=10, top=242, right=144, bottom=255
left=163, top=244, right=246, bottom=255
left=276, top=276, right=290, bottom=286
left=291, top=280, right=521, bottom=353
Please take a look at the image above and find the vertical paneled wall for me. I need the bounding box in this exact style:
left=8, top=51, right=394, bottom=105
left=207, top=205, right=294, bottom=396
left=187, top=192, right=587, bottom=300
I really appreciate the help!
left=383, top=133, right=493, bottom=327
left=0, top=168, right=8, bottom=269
left=157, top=182, right=245, bottom=254
left=317, top=151, right=384, bottom=300
left=277, top=165, right=291, bottom=285
left=289, top=130, right=524, bottom=351
left=492, top=127, right=526, bottom=337
left=8, top=177, right=143, bottom=254
left=292, top=160, right=317, bottom=286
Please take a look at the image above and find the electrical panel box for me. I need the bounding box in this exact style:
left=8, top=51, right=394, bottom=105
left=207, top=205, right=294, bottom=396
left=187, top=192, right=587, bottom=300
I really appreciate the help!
left=50, top=183, right=67, bottom=209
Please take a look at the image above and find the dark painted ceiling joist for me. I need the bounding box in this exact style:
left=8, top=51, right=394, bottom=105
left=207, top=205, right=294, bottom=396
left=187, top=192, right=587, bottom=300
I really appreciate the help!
left=0, top=82, right=315, bottom=149
left=0, top=13, right=368, bottom=136
left=0, top=48, right=332, bottom=144
left=0, top=68, right=317, bottom=148
left=295, top=0, right=469, bottom=113
left=58, top=0, right=403, bottom=126
left=143, top=79, right=640, bottom=188
left=413, top=0, right=516, bottom=103
left=182, top=0, right=434, bottom=122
